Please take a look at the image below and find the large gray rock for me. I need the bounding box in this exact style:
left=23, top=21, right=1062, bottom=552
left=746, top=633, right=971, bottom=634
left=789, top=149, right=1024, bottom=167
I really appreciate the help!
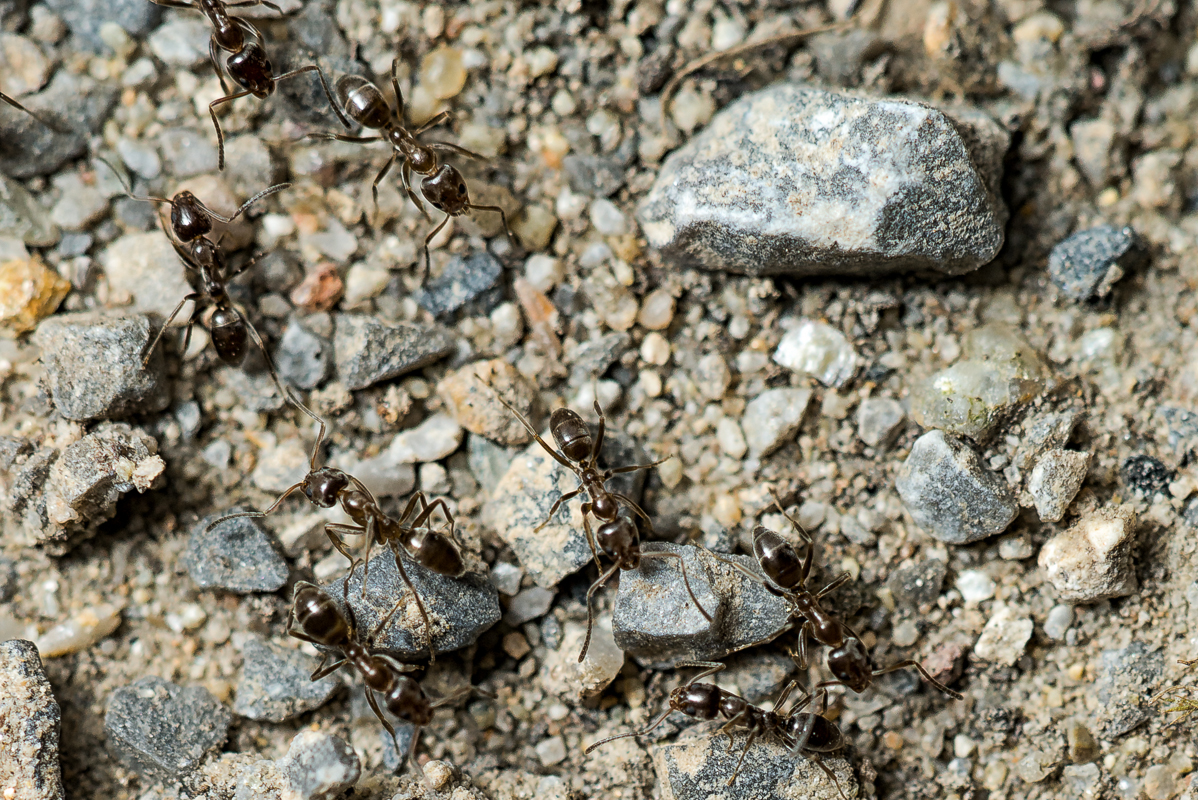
left=485, top=431, right=648, bottom=588
left=896, top=430, right=1017, bottom=544
left=333, top=313, right=455, bottom=391
left=0, top=640, right=63, bottom=800
left=639, top=84, right=1008, bottom=278
left=612, top=543, right=792, bottom=669
left=233, top=635, right=340, bottom=723
left=105, top=676, right=231, bottom=782
left=34, top=312, right=170, bottom=421
left=322, top=549, right=500, bottom=660
left=0, top=71, right=118, bottom=179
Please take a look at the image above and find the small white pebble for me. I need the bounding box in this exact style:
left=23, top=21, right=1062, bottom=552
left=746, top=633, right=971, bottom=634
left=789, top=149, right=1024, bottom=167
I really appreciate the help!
left=524, top=254, right=563, bottom=292
left=1043, top=604, right=1074, bottom=640
left=589, top=198, right=627, bottom=235
left=525, top=46, right=559, bottom=78
left=637, top=288, right=675, bottom=330
left=639, top=370, right=662, bottom=398
left=640, top=332, right=670, bottom=365
left=535, top=735, right=568, bottom=766
left=956, top=569, right=996, bottom=603
left=423, top=760, right=454, bottom=791
left=716, top=417, right=747, bottom=459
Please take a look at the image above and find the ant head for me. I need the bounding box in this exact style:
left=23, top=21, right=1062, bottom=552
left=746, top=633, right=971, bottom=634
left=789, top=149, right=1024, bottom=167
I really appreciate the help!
left=293, top=583, right=349, bottom=645
left=209, top=306, right=247, bottom=365
left=405, top=529, right=465, bottom=577
left=549, top=408, right=593, bottom=464
left=671, top=683, right=720, bottom=719
left=303, top=468, right=351, bottom=507
left=595, top=516, right=638, bottom=564
left=170, top=192, right=213, bottom=242
left=337, top=75, right=391, bottom=130
left=384, top=675, right=433, bottom=726
left=753, top=528, right=805, bottom=590
left=228, top=43, right=275, bottom=98
left=420, top=164, right=470, bottom=215
left=826, top=638, right=872, bottom=692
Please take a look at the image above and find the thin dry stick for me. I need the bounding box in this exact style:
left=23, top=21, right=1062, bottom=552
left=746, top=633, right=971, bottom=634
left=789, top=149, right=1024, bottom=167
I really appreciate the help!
left=659, top=19, right=855, bottom=132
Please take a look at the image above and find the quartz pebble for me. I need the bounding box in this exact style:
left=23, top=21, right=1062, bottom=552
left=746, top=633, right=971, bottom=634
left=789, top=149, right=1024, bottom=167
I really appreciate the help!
left=34, top=312, right=169, bottom=421
left=639, top=84, right=1007, bottom=278
left=1038, top=505, right=1137, bottom=603
left=279, top=731, right=360, bottom=800
left=321, top=549, right=500, bottom=660
left=37, top=602, right=124, bottom=657
left=385, top=413, right=463, bottom=463
left=1027, top=448, right=1089, bottom=522
left=896, top=430, right=1017, bottom=544
left=973, top=604, right=1034, bottom=666
left=0, top=175, right=59, bottom=246
left=955, top=569, right=996, bottom=603
left=857, top=396, right=906, bottom=448
left=233, top=635, right=339, bottom=723
left=105, top=676, right=231, bottom=782
left=182, top=510, right=289, bottom=594
left=0, top=640, right=64, bottom=800
left=1043, top=604, right=1074, bottom=640
left=742, top=387, right=812, bottom=458
left=774, top=319, right=859, bottom=388
left=637, top=288, right=675, bottom=330
left=102, top=232, right=192, bottom=321
left=437, top=359, right=535, bottom=446
left=333, top=313, right=455, bottom=391
left=1048, top=225, right=1138, bottom=301
left=504, top=586, right=555, bottom=626
left=612, top=543, right=791, bottom=668
left=541, top=616, right=624, bottom=698
left=0, top=255, right=69, bottom=333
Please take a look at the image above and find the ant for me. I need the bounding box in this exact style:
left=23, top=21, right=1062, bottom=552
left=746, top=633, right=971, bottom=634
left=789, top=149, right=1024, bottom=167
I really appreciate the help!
left=308, top=57, right=511, bottom=275
left=211, top=413, right=464, bottom=661
left=288, top=578, right=476, bottom=775
left=149, top=0, right=351, bottom=170
left=587, top=661, right=848, bottom=797
left=712, top=493, right=963, bottom=701
left=489, top=390, right=710, bottom=661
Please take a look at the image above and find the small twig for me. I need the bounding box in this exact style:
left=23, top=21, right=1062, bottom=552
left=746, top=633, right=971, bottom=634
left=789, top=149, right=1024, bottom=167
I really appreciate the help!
left=1149, top=658, right=1198, bottom=729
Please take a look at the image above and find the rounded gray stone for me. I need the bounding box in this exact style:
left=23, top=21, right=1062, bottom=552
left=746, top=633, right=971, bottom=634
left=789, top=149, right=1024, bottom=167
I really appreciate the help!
left=279, top=731, right=361, bottom=800
left=274, top=317, right=332, bottom=390
left=1047, top=224, right=1138, bottom=301
left=233, top=635, right=339, bottom=723
left=333, top=313, right=455, bottom=391
left=183, top=509, right=289, bottom=594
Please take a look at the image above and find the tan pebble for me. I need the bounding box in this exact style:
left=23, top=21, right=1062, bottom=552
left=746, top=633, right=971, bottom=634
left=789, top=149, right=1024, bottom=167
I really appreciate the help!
left=0, top=256, right=69, bottom=333
left=883, top=731, right=904, bottom=750
left=437, top=359, right=535, bottom=446
left=513, top=205, right=558, bottom=251
left=640, top=332, right=670, bottom=365
left=503, top=631, right=531, bottom=659
left=421, top=45, right=466, bottom=100
left=289, top=262, right=343, bottom=311
left=638, top=288, right=675, bottom=330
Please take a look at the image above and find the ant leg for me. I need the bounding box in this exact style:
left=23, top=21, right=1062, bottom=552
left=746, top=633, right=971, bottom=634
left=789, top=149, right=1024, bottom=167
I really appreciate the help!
left=611, top=494, right=656, bottom=536
left=241, top=312, right=316, bottom=424
left=675, top=660, right=726, bottom=685
left=727, top=730, right=759, bottom=787
left=400, top=161, right=430, bottom=221
left=209, top=89, right=252, bottom=170
left=816, top=573, right=852, bottom=599
left=426, top=141, right=485, bottom=160
left=578, top=562, right=621, bottom=663
left=273, top=64, right=352, bottom=130
left=376, top=654, right=420, bottom=674
left=364, top=688, right=401, bottom=760
left=770, top=488, right=814, bottom=546
left=421, top=214, right=450, bottom=280
left=226, top=0, right=283, bottom=11
left=143, top=293, right=201, bottom=367
left=391, top=544, right=437, bottom=663
left=310, top=656, right=349, bottom=681
left=306, top=132, right=384, bottom=143
left=369, top=151, right=397, bottom=224
left=589, top=399, right=606, bottom=469
left=194, top=182, right=290, bottom=224
left=367, top=592, right=408, bottom=647
left=414, top=111, right=453, bottom=135
left=581, top=508, right=603, bottom=572
left=533, top=486, right=583, bottom=533
left=486, top=390, right=577, bottom=471
left=640, top=551, right=713, bottom=621
left=606, top=457, right=672, bottom=476
left=324, top=524, right=365, bottom=561
left=811, top=754, right=849, bottom=800
left=871, top=659, right=964, bottom=701
left=389, top=56, right=405, bottom=121
left=774, top=679, right=798, bottom=711
left=0, top=91, right=60, bottom=132
left=584, top=703, right=679, bottom=754
left=794, top=620, right=815, bottom=670
left=464, top=203, right=513, bottom=245
left=206, top=37, right=232, bottom=95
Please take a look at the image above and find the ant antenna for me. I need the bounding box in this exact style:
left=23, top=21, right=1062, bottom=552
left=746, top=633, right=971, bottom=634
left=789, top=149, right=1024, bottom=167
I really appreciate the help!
left=584, top=704, right=676, bottom=754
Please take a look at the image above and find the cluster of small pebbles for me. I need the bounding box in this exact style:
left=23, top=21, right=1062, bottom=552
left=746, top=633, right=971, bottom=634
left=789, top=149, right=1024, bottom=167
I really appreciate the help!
left=2, top=0, right=1198, bottom=800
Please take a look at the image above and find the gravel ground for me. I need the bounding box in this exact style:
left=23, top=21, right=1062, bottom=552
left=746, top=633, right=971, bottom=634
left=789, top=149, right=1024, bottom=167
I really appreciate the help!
left=2, top=0, right=1198, bottom=799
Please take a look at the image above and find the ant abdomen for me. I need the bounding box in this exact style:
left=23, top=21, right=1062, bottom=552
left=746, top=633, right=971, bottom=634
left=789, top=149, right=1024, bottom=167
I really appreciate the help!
left=209, top=307, right=247, bottom=364
left=403, top=530, right=465, bottom=577
left=549, top=408, right=593, bottom=462
left=336, top=75, right=390, bottom=129
left=672, top=683, right=721, bottom=719
left=292, top=584, right=348, bottom=645
left=753, top=528, right=805, bottom=588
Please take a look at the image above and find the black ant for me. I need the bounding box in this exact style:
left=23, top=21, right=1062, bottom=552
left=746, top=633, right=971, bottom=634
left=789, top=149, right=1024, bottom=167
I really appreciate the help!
left=587, top=661, right=848, bottom=797
left=489, top=390, right=711, bottom=661
left=211, top=414, right=464, bottom=661
left=308, top=57, right=511, bottom=275
left=713, top=494, right=963, bottom=701
left=149, top=0, right=350, bottom=169
left=288, top=578, right=476, bottom=775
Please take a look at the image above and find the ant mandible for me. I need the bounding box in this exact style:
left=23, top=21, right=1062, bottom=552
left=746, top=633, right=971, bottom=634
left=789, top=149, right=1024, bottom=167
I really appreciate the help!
left=211, top=412, right=465, bottom=661
left=587, top=661, right=848, bottom=797
left=288, top=579, right=476, bottom=775
left=149, top=0, right=351, bottom=169
left=309, top=57, right=512, bottom=275
left=713, top=492, right=963, bottom=701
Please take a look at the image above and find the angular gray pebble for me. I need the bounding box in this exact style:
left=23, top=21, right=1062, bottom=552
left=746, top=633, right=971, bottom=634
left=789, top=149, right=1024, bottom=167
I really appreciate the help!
left=0, top=174, right=59, bottom=246
left=896, top=430, right=1017, bottom=544
left=486, top=431, right=647, bottom=588
left=44, top=0, right=161, bottom=53
left=653, top=728, right=857, bottom=800
left=34, top=312, right=169, bottom=421
left=233, top=635, right=339, bottom=723
left=274, top=317, right=333, bottom=390
left=885, top=558, right=947, bottom=609
left=183, top=509, right=289, bottom=594
left=639, top=84, right=1007, bottom=278
left=1047, top=224, right=1137, bottom=301
left=612, top=542, right=792, bottom=669
left=321, top=549, right=500, bottom=660
left=0, top=72, right=118, bottom=179
left=0, top=640, right=63, bottom=800
left=333, top=313, right=455, bottom=391
left=1095, top=642, right=1163, bottom=738
left=105, top=676, right=231, bottom=782
left=279, top=730, right=361, bottom=800
left=414, top=251, right=503, bottom=319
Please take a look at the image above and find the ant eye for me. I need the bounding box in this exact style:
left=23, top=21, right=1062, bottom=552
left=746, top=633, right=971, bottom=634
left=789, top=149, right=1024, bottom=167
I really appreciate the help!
left=458, top=183, right=466, bottom=192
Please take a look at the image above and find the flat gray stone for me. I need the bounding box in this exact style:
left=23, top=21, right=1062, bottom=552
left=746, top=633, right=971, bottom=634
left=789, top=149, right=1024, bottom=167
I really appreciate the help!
left=274, top=317, right=332, bottom=390
left=612, top=542, right=792, bottom=669
left=1095, top=643, right=1163, bottom=738
left=105, top=676, right=231, bottom=782
left=742, top=387, right=812, bottom=458
left=413, top=251, right=503, bottom=319
left=0, top=174, right=59, bottom=246
left=0, top=71, right=117, bottom=179
left=857, top=396, right=906, bottom=448
left=0, top=640, right=63, bottom=800
left=1028, top=448, right=1090, bottom=522
left=639, top=84, right=1007, bottom=278
left=322, top=549, right=500, bottom=660
left=183, top=509, right=289, bottom=594
left=485, top=431, right=648, bottom=588
left=34, top=312, right=169, bottom=421
left=333, top=313, right=455, bottom=391
left=279, top=731, right=360, bottom=800
left=1048, top=224, right=1138, bottom=301
left=233, top=635, right=339, bottom=723
left=896, top=430, right=1017, bottom=544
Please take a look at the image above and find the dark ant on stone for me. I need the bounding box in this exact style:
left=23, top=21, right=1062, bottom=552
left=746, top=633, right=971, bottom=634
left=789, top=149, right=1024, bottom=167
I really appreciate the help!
left=308, top=57, right=512, bottom=275
left=490, top=390, right=711, bottom=661
left=587, top=661, right=848, bottom=797
left=212, top=414, right=465, bottom=661
left=149, top=0, right=351, bottom=170
left=288, top=578, right=480, bottom=776
left=714, top=492, right=963, bottom=701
